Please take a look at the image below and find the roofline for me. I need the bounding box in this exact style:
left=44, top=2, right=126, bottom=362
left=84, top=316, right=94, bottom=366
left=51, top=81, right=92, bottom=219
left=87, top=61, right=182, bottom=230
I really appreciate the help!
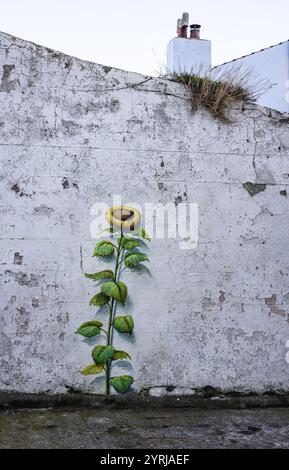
left=214, top=39, right=289, bottom=68
left=0, top=29, right=289, bottom=120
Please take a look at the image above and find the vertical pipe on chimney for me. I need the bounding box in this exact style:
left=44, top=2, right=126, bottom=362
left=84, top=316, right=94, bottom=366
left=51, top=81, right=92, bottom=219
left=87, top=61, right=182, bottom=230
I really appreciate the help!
left=190, top=24, right=201, bottom=39
left=177, top=19, right=182, bottom=37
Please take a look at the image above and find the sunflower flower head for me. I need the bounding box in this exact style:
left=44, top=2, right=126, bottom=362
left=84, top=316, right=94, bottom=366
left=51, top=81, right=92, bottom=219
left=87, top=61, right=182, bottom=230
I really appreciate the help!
left=106, top=206, right=141, bottom=231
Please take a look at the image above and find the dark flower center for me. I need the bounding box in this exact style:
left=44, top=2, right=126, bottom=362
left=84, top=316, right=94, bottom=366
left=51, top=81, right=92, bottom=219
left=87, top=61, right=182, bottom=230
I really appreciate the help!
left=113, top=209, right=135, bottom=221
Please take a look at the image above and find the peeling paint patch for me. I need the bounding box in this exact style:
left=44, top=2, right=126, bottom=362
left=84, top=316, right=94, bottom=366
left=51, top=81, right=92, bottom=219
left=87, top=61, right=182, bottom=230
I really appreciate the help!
left=265, top=294, right=286, bottom=318
left=0, top=64, right=19, bottom=93
left=11, top=183, right=33, bottom=198
left=32, top=298, right=39, bottom=308
left=62, top=177, right=69, bottom=189
left=225, top=328, right=246, bottom=344
left=61, top=119, right=79, bottom=136
left=109, top=99, right=120, bottom=112
left=243, top=182, right=267, bottom=197
left=11, top=183, right=20, bottom=194
left=57, top=312, right=69, bottom=327
left=5, top=270, right=41, bottom=287
left=14, top=253, right=23, bottom=265
left=16, top=306, right=30, bottom=333
left=102, top=66, right=112, bottom=74
left=174, top=196, right=183, bottom=206
left=219, top=291, right=226, bottom=303
left=153, top=102, right=172, bottom=125
left=33, top=205, right=54, bottom=216
left=17, top=306, right=28, bottom=316
left=62, top=177, right=78, bottom=190
left=3, top=295, right=16, bottom=312
left=174, top=192, right=188, bottom=206
left=64, top=60, right=72, bottom=69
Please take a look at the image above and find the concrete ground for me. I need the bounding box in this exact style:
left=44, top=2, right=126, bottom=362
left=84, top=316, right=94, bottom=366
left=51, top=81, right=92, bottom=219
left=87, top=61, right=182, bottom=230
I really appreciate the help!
left=0, top=407, right=289, bottom=449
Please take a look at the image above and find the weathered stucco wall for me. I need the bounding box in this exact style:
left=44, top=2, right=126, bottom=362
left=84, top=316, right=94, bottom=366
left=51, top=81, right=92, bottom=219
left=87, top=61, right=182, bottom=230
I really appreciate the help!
left=1, top=31, right=289, bottom=396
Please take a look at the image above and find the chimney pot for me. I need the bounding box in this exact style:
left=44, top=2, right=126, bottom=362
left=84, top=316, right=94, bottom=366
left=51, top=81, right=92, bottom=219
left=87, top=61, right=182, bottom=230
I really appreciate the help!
left=177, top=12, right=189, bottom=38
left=190, top=24, right=201, bottom=39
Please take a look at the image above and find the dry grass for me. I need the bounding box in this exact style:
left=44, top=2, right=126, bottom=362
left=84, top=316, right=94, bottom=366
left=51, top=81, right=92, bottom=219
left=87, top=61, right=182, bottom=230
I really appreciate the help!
left=162, top=65, right=271, bottom=123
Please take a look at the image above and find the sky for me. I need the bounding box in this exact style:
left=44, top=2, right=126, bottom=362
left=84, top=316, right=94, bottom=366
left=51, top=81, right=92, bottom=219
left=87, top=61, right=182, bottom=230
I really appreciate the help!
left=0, top=0, right=288, bottom=76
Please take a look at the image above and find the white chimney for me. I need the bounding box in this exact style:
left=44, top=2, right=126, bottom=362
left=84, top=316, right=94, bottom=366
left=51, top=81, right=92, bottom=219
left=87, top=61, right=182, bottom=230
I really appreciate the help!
left=167, top=13, right=212, bottom=74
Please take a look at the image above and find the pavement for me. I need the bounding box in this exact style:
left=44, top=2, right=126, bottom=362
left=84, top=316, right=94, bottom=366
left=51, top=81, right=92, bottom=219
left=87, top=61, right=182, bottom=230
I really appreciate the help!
left=0, top=407, right=289, bottom=449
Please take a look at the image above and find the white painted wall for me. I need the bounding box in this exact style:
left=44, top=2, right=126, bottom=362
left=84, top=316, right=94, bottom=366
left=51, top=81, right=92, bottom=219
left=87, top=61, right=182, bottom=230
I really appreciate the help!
left=167, top=38, right=212, bottom=74
left=216, top=42, right=289, bottom=113
left=1, top=32, right=289, bottom=396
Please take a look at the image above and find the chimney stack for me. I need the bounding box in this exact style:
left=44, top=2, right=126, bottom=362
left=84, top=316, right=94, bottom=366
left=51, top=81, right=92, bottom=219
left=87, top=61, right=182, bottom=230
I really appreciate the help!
left=167, top=13, right=212, bottom=74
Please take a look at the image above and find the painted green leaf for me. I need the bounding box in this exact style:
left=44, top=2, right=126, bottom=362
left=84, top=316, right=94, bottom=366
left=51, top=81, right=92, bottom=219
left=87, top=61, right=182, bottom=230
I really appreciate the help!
left=81, top=364, right=104, bottom=376
left=101, top=281, right=127, bottom=303
left=124, top=250, right=149, bottom=268
left=110, top=375, right=134, bottom=394
left=92, top=345, right=114, bottom=364
left=113, top=315, right=134, bottom=334
left=93, top=240, right=115, bottom=257
left=85, top=270, right=114, bottom=281
left=89, top=292, right=110, bottom=307
left=75, top=320, right=103, bottom=338
left=138, top=227, right=151, bottom=241
left=120, top=238, right=141, bottom=250
left=112, top=350, right=131, bottom=361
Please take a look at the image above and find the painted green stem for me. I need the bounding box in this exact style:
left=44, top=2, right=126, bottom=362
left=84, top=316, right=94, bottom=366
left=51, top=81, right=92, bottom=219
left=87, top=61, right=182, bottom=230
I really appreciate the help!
left=105, top=229, right=124, bottom=396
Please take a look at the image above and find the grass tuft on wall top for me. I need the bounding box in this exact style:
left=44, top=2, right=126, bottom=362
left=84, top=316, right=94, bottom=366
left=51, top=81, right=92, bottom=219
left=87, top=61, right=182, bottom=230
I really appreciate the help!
left=162, top=65, right=271, bottom=123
